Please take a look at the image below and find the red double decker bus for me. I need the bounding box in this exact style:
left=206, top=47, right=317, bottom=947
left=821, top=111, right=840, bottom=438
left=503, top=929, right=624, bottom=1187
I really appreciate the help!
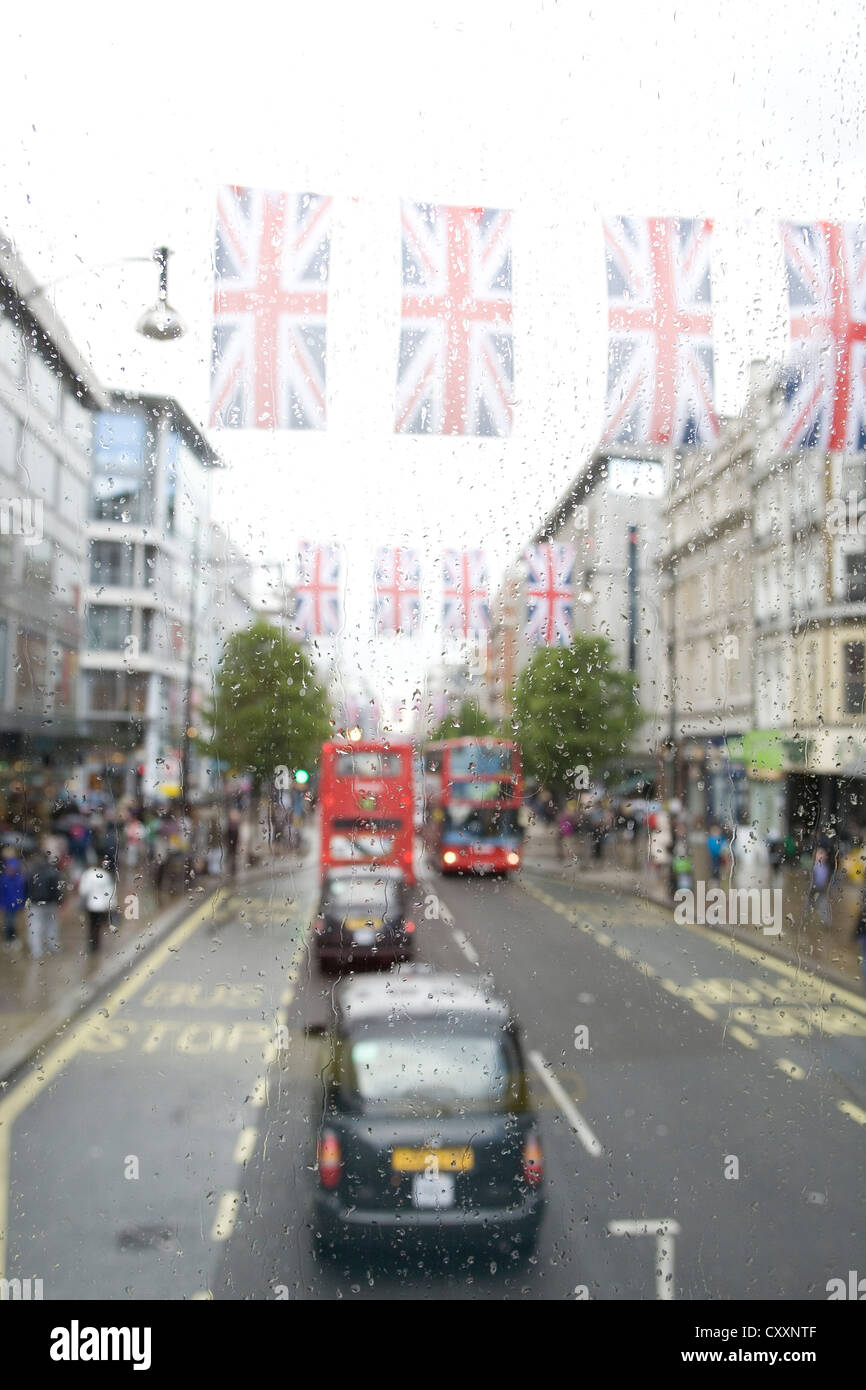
left=422, top=737, right=523, bottom=875
left=318, top=740, right=416, bottom=884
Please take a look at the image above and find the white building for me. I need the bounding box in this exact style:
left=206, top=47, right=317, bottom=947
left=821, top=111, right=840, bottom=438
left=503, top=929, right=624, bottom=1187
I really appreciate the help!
left=81, top=392, right=223, bottom=803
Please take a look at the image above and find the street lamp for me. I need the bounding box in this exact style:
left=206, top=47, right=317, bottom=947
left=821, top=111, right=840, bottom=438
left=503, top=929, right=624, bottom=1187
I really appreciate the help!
left=28, top=246, right=186, bottom=341
left=137, top=247, right=185, bottom=341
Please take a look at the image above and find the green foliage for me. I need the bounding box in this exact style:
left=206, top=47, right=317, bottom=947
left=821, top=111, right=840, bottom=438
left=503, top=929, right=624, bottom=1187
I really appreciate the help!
left=510, top=636, right=641, bottom=803
left=199, top=621, right=332, bottom=788
left=429, top=698, right=497, bottom=742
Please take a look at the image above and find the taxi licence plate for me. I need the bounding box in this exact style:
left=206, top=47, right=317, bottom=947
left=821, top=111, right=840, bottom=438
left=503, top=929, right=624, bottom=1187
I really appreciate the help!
left=345, top=917, right=382, bottom=932
left=392, top=1147, right=475, bottom=1172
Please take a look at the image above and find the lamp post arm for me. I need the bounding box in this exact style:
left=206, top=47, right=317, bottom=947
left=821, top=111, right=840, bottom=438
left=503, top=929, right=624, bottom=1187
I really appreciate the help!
left=25, top=255, right=155, bottom=302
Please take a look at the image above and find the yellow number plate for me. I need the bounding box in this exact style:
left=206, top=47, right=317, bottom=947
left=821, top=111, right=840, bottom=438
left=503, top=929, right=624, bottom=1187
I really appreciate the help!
left=392, top=1147, right=475, bottom=1172
left=345, top=917, right=381, bottom=931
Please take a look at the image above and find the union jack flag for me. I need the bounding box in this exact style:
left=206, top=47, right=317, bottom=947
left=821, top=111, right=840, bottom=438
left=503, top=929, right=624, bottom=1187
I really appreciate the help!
left=524, top=544, right=576, bottom=647
left=396, top=202, right=513, bottom=436
left=210, top=185, right=332, bottom=430
left=442, top=549, right=490, bottom=637
left=602, top=216, right=718, bottom=448
left=780, top=221, right=866, bottom=453
left=294, top=543, right=341, bottom=637
left=374, top=547, right=422, bottom=634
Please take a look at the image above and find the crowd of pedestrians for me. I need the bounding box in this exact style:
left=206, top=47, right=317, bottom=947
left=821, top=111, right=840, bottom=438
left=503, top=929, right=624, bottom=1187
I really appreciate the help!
left=0, top=794, right=298, bottom=962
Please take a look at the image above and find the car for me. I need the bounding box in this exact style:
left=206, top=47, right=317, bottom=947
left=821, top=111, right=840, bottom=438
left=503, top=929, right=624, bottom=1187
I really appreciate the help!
left=313, top=866, right=415, bottom=972
left=311, top=969, right=544, bottom=1263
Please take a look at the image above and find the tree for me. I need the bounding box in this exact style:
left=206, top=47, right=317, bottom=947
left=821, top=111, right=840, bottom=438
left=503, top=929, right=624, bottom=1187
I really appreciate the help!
left=199, top=621, right=332, bottom=791
left=510, top=636, right=641, bottom=804
left=429, top=698, right=497, bottom=742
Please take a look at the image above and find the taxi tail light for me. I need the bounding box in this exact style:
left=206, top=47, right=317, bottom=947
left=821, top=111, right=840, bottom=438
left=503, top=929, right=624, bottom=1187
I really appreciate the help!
left=317, top=1130, right=342, bottom=1188
left=521, top=1131, right=544, bottom=1188
left=405, top=920, right=416, bottom=933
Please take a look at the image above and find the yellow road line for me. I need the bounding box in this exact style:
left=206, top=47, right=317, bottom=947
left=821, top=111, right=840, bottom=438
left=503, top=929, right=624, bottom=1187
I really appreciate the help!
left=837, top=1098, right=866, bottom=1126
left=0, top=890, right=227, bottom=1281
left=727, top=1026, right=759, bottom=1049
left=520, top=876, right=866, bottom=1014
left=0, top=888, right=226, bottom=1131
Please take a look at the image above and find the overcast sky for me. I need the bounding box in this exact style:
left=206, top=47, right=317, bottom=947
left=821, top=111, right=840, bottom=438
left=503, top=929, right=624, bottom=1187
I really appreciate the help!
left=2, top=0, right=865, bottom=717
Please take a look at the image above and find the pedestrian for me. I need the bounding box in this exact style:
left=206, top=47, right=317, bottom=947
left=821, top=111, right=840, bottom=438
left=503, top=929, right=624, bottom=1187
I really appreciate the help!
left=25, top=848, right=64, bottom=959
left=672, top=840, right=694, bottom=893
left=102, top=817, right=119, bottom=873
left=78, top=859, right=117, bottom=955
left=0, top=856, right=27, bottom=949
left=766, top=830, right=785, bottom=886
left=648, top=807, right=672, bottom=885
left=125, top=813, right=144, bottom=871
left=855, top=888, right=866, bottom=991
left=557, top=803, right=575, bottom=860
left=226, top=810, right=241, bottom=878
left=706, top=823, right=727, bottom=882
left=809, top=847, right=832, bottom=928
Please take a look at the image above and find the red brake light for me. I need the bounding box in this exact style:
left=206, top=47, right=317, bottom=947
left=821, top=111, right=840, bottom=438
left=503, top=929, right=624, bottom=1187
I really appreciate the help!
left=521, top=1132, right=544, bottom=1188
left=317, top=1130, right=342, bottom=1189
left=405, top=920, right=416, bottom=933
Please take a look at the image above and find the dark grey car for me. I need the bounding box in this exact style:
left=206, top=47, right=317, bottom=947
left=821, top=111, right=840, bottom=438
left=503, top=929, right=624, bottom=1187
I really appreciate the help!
left=313, top=866, right=415, bottom=972
left=311, top=970, right=544, bottom=1263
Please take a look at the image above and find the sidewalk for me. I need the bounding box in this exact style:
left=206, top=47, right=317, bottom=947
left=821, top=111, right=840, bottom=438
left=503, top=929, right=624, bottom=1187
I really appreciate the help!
left=520, top=819, right=866, bottom=991
left=0, top=822, right=305, bottom=1083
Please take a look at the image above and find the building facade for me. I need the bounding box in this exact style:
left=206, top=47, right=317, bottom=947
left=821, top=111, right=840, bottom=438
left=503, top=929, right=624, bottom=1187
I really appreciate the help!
left=487, top=450, right=665, bottom=782
left=0, top=230, right=106, bottom=825
left=662, top=361, right=866, bottom=840
left=80, top=392, right=222, bottom=803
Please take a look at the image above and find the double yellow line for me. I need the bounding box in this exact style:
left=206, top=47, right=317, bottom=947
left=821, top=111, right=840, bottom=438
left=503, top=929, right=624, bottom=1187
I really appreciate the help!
left=0, top=889, right=226, bottom=1281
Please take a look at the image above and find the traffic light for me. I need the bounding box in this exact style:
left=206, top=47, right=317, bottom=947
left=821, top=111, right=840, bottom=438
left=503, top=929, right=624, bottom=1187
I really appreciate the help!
left=294, top=769, right=309, bottom=786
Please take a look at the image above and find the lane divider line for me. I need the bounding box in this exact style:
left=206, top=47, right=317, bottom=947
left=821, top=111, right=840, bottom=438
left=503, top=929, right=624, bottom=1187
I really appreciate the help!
left=777, top=1058, right=807, bottom=1080
left=528, top=1050, right=604, bottom=1157
left=452, top=929, right=479, bottom=966
left=233, top=1128, right=258, bottom=1165
left=837, top=1098, right=866, bottom=1126
left=210, top=1189, right=241, bottom=1242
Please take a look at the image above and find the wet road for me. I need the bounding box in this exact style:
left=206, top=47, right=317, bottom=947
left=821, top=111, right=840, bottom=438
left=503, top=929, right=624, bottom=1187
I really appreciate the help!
left=2, top=849, right=864, bottom=1300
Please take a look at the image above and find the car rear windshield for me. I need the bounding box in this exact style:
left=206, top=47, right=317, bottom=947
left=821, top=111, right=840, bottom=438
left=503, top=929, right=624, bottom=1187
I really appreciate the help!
left=337, top=1029, right=524, bottom=1115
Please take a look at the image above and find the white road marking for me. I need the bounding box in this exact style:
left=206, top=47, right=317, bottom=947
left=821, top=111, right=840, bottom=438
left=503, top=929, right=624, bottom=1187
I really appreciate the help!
left=452, top=929, right=479, bottom=965
left=528, top=1050, right=604, bottom=1157
left=608, top=1218, right=682, bottom=1300
left=838, top=1098, right=866, bottom=1126
left=211, top=1189, right=241, bottom=1242
left=777, top=1058, right=807, bottom=1080
left=233, top=1128, right=258, bottom=1164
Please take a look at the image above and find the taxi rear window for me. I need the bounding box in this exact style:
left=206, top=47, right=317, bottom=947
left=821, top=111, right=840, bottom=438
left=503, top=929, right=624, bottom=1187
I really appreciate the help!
left=336, top=1029, right=524, bottom=1115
